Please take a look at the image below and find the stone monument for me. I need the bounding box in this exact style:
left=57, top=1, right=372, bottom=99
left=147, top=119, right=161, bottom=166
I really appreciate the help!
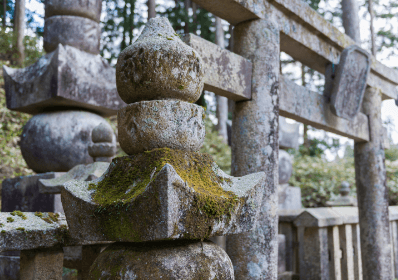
left=326, top=181, right=357, bottom=207
left=61, top=17, right=266, bottom=279
left=1, top=0, right=121, bottom=277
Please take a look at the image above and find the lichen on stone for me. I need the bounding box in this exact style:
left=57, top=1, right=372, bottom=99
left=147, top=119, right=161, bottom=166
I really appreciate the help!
left=11, top=210, right=27, bottom=220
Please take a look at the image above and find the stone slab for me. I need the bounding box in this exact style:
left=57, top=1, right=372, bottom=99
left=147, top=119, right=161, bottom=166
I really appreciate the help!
left=390, top=206, right=398, bottom=221
left=280, top=75, right=370, bottom=142
left=191, top=0, right=263, bottom=25
left=327, top=46, right=371, bottom=120
left=62, top=151, right=265, bottom=242
left=20, top=248, right=63, bottom=280
left=1, top=173, right=64, bottom=213
left=3, top=44, right=124, bottom=117
left=20, top=111, right=112, bottom=173
left=294, top=208, right=343, bottom=228
left=183, top=33, right=252, bottom=101
left=279, top=117, right=300, bottom=150
left=330, top=207, right=359, bottom=224
left=278, top=209, right=304, bottom=223
left=278, top=150, right=292, bottom=185
left=45, top=0, right=102, bottom=22
left=44, top=16, right=100, bottom=54
left=39, top=162, right=110, bottom=194
left=278, top=234, right=286, bottom=274
left=0, top=255, right=20, bottom=280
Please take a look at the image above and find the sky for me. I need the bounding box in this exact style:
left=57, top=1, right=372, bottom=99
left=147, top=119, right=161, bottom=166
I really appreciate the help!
left=25, top=0, right=398, bottom=158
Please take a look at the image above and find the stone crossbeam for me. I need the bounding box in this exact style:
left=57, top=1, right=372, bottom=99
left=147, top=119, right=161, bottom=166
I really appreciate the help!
left=183, top=34, right=252, bottom=101
left=192, top=0, right=398, bottom=100
left=280, top=76, right=370, bottom=142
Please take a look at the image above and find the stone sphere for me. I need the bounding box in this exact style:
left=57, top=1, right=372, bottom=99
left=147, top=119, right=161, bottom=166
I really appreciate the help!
left=279, top=150, right=293, bottom=185
left=91, top=123, right=113, bottom=143
left=89, top=240, right=234, bottom=279
left=20, top=110, right=114, bottom=173
left=118, top=100, right=205, bottom=155
left=116, top=17, right=204, bottom=104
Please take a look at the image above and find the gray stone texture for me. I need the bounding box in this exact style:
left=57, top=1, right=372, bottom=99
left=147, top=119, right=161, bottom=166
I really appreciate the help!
left=45, top=0, right=102, bottom=22
left=278, top=184, right=301, bottom=210
left=1, top=173, right=64, bottom=213
left=279, top=117, right=299, bottom=150
left=278, top=234, right=286, bottom=274
left=62, top=162, right=265, bottom=242
left=0, top=253, right=20, bottom=280
left=3, top=44, right=124, bottom=117
left=354, top=87, right=392, bottom=279
left=44, top=16, right=100, bottom=54
left=118, top=100, right=205, bottom=154
left=88, top=143, right=116, bottom=158
left=328, top=45, right=371, bottom=121
left=20, top=248, right=63, bottom=280
left=227, top=19, right=280, bottom=280
left=183, top=33, right=252, bottom=101
left=279, top=150, right=292, bottom=185
left=92, top=123, right=114, bottom=143
left=116, top=17, right=204, bottom=104
left=39, top=162, right=110, bottom=194
left=89, top=241, right=234, bottom=279
left=20, top=110, right=112, bottom=173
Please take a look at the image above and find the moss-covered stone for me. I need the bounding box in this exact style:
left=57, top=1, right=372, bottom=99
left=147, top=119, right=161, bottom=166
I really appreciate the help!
left=62, top=148, right=264, bottom=242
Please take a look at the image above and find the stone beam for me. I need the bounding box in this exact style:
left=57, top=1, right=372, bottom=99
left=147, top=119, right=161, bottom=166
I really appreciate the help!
left=190, top=0, right=263, bottom=25
left=280, top=75, right=370, bottom=142
left=264, top=0, right=398, bottom=100
left=183, top=33, right=252, bottom=101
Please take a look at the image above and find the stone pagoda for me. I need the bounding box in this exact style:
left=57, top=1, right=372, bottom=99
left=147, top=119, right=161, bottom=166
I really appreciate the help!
left=61, top=17, right=265, bottom=279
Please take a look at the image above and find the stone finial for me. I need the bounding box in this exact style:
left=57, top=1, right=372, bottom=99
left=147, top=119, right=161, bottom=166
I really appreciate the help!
left=88, top=123, right=116, bottom=162
left=326, top=181, right=357, bottom=207
left=116, top=17, right=204, bottom=104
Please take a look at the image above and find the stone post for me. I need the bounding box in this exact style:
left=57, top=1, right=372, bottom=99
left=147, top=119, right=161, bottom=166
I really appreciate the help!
left=354, top=87, right=392, bottom=279
left=226, top=19, right=280, bottom=279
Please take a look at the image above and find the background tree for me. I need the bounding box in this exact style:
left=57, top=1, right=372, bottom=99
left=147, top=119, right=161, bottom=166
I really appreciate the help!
left=147, top=0, right=155, bottom=20
left=14, top=0, right=25, bottom=66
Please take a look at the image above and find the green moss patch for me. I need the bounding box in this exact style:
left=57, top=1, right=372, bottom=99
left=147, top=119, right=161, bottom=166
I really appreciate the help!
left=87, top=148, right=241, bottom=240
left=11, top=211, right=27, bottom=220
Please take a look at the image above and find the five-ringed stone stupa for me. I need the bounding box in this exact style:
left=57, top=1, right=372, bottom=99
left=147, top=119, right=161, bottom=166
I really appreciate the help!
left=61, top=17, right=266, bottom=279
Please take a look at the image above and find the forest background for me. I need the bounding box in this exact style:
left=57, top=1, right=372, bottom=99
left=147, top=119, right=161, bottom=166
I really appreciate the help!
left=1, top=0, right=398, bottom=208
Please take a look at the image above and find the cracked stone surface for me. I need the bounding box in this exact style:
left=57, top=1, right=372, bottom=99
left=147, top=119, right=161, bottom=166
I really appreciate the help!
left=62, top=149, right=265, bottom=242
left=118, top=100, right=205, bottom=154
left=39, top=162, right=110, bottom=194
left=44, top=16, right=100, bottom=54
left=20, top=110, right=112, bottom=173
left=116, top=17, right=204, bottom=104
left=89, top=240, right=234, bottom=279
left=3, top=44, right=124, bottom=117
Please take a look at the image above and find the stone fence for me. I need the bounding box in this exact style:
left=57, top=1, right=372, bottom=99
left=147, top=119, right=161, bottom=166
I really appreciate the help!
left=279, top=206, right=398, bottom=280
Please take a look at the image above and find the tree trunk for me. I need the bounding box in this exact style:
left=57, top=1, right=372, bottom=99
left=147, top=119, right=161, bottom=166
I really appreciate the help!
left=368, top=0, right=376, bottom=56
left=128, top=0, right=135, bottom=46
left=147, top=0, right=156, bottom=20
left=3, top=0, right=6, bottom=28
left=341, top=0, right=361, bottom=44
left=14, top=0, right=25, bottom=66
left=301, top=64, right=310, bottom=149
left=184, top=0, right=190, bottom=34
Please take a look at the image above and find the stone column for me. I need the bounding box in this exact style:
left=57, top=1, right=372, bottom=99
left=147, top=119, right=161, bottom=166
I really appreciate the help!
left=354, top=87, right=392, bottom=280
left=20, top=248, right=64, bottom=280
left=227, top=19, right=280, bottom=279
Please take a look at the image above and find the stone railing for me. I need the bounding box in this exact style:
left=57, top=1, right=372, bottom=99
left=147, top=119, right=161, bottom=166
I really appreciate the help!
left=278, top=206, right=398, bottom=280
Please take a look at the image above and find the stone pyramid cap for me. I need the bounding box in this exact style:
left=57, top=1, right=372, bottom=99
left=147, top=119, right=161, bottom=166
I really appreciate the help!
left=116, top=17, right=204, bottom=104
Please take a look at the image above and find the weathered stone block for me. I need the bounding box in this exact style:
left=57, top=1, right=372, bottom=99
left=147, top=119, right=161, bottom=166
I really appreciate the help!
left=118, top=100, right=205, bottom=154
left=279, top=116, right=299, bottom=150
left=88, top=143, right=116, bottom=158
left=0, top=253, right=20, bottom=280
left=278, top=234, right=286, bottom=274
left=278, top=184, right=301, bottom=210
left=45, top=0, right=102, bottom=22
left=279, top=150, right=292, bottom=185
left=183, top=33, right=252, bottom=101
left=19, top=111, right=112, bottom=173
left=1, top=173, right=64, bottom=213
left=326, top=45, right=371, bottom=120
left=39, top=162, right=110, bottom=194
left=116, top=17, right=204, bottom=104
left=3, top=44, right=124, bottom=117
left=44, top=16, right=100, bottom=54
left=89, top=241, right=234, bottom=279
left=62, top=149, right=265, bottom=242
left=20, top=248, right=63, bottom=280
